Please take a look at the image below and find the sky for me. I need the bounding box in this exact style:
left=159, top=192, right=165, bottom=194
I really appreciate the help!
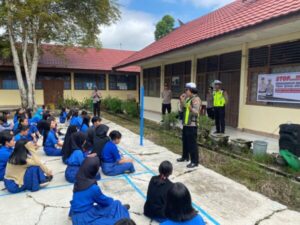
left=100, top=0, right=235, bottom=51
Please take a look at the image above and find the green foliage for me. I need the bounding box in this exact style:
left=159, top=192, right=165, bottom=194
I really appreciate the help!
left=105, top=97, right=123, bottom=114
left=198, top=116, right=215, bottom=142
left=161, top=112, right=179, bottom=130
left=80, top=98, right=93, bottom=111
left=155, top=15, right=175, bottom=40
left=122, top=100, right=139, bottom=118
left=57, top=97, right=80, bottom=109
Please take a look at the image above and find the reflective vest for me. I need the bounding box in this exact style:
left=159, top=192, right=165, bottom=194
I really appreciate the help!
left=184, top=97, right=198, bottom=126
left=213, top=90, right=226, bottom=107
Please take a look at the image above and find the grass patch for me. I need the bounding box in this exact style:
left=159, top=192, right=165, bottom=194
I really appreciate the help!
left=103, top=112, right=300, bottom=211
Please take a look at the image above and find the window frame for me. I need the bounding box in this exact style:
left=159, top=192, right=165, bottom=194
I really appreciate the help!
left=108, top=73, right=137, bottom=91
left=74, top=73, right=106, bottom=90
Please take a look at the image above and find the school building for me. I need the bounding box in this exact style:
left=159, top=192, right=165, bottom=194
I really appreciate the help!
left=0, top=45, right=140, bottom=107
left=115, top=0, right=300, bottom=136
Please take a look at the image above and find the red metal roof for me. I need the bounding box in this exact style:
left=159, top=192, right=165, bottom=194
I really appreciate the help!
left=115, top=0, right=300, bottom=68
left=38, top=45, right=140, bottom=73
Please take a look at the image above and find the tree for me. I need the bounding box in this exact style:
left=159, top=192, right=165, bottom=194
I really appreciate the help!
left=0, top=0, right=120, bottom=108
left=154, top=15, right=175, bottom=41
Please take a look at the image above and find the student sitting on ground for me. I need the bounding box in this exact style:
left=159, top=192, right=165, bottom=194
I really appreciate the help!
left=30, top=107, right=44, bottom=124
left=161, top=183, right=205, bottom=225
left=69, top=157, right=130, bottom=225
left=115, top=219, right=136, bottom=225
left=64, top=132, right=100, bottom=183
left=4, top=140, right=53, bottom=193
left=13, top=108, right=25, bottom=124
left=61, top=126, right=78, bottom=163
left=80, top=115, right=90, bottom=133
left=144, top=161, right=174, bottom=222
left=15, top=117, right=40, bottom=143
left=43, top=117, right=63, bottom=156
left=0, top=115, right=13, bottom=132
left=101, top=131, right=135, bottom=176
left=70, top=109, right=84, bottom=129
left=86, top=116, right=102, bottom=147
left=0, top=131, right=15, bottom=181
left=59, top=107, right=67, bottom=124
left=14, top=125, right=30, bottom=142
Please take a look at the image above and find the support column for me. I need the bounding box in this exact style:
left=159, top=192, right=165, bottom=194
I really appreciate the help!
left=191, top=55, right=197, bottom=83
left=160, top=64, right=165, bottom=94
left=238, top=43, right=249, bottom=129
left=70, top=72, right=75, bottom=98
left=105, top=73, right=109, bottom=91
left=140, top=67, right=144, bottom=87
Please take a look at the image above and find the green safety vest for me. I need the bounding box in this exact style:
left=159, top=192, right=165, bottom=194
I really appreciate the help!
left=213, top=90, right=226, bottom=107
left=184, top=97, right=198, bottom=126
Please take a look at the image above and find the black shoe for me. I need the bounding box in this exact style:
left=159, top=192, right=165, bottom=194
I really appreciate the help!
left=187, top=163, right=198, bottom=168
left=213, top=131, right=220, bottom=134
left=177, top=158, right=189, bottom=162
left=40, top=175, right=53, bottom=187
left=123, top=204, right=130, bottom=210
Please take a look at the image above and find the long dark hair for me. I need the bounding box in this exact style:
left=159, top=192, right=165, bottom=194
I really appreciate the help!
left=61, top=125, right=78, bottom=160
left=42, top=116, right=56, bottom=146
left=81, top=116, right=90, bottom=129
left=8, top=140, right=29, bottom=165
left=153, top=161, right=173, bottom=185
left=60, top=107, right=66, bottom=117
left=165, top=182, right=197, bottom=222
left=0, top=131, right=13, bottom=146
left=114, top=219, right=136, bottom=225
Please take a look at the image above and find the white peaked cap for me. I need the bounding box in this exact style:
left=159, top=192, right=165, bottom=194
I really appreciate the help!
left=214, top=80, right=222, bottom=85
left=185, top=82, right=197, bottom=89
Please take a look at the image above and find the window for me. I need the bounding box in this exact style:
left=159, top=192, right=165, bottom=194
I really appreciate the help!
left=0, top=72, right=18, bottom=89
left=143, top=67, right=161, bottom=97
left=36, top=73, right=71, bottom=90
left=165, top=61, right=191, bottom=98
left=247, top=40, right=300, bottom=107
left=109, top=74, right=137, bottom=90
left=74, top=73, right=106, bottom=90
left=196, top=51, right=241, bottom=100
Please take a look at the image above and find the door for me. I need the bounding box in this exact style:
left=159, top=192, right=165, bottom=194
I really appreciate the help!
left=219, top=71, right=241, bottom=127
left=43, top=80, right=64, bottom=106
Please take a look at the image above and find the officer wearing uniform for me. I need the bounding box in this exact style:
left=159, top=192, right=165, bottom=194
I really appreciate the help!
left=213, top=80, right=228, bottom=134
left=177, top=83, right=202, bottom=168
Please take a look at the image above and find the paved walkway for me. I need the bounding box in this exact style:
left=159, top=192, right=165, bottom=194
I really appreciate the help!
left=0, top=118, right=299, bottom=225
left=144, top=110, right=279, bottom=154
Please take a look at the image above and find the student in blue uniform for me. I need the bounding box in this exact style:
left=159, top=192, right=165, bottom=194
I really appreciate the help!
left=0, top=131, right=15, bottom=181
left=4, top=140, right=53, bottom=193
left=16, top=117, right=39, bottom=142
left=69, top=157, right=130, bottom=225
left=64, top=132, right=100, bottom=183
left=101, top=131, right=135, bottom=176
left=43, top=117, right=63, bottom=156
left=59, top=108, right=67, bottom=124
left=0, top=115, right=13, bottom=132
left=144, top=161, right=174, bottom=223
left=14, top=125, right=30, bottom=142
left=31, top=107, right=44, bottom=123
left=80, top=116, right=90, bottom=133
left=161, top=183, right=205, bottom=225
left=70, top=110, right=83, bottom=129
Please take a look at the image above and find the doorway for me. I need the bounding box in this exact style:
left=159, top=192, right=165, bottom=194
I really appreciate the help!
left=43, top=80, right=64, bottom=106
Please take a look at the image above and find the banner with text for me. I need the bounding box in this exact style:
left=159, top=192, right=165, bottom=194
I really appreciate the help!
left=257, top=72, right=300, bottom=103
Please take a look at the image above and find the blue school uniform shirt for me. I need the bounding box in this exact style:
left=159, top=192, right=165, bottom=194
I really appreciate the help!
left=160, top=215, right=205, bottom=225
left=70, top=184, right=113, bottom=214
left=13, top=122, right=19, bottom=133
left=44, top=130, right=58, bottom=147
left=101, top=141, right=121, bottom=163
left=70, top=116, right=83, bottom=129
left=13, top=115, right=18, bottom=124
left=27, top=125, right=38, bottom=141
left=65, top=150, right=85, bottom=166
left=0, top=146, right=13, bottom=180
left=14, top=133, right=28, bottom=142
left=59, top=112, right=67, bottom=123
left=80, top=124, right=89, bottom=133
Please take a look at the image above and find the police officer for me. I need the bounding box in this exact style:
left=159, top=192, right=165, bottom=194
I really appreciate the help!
left=213, top=80, right=228, bottom=134
left=177, top=83, right=202, bottom=168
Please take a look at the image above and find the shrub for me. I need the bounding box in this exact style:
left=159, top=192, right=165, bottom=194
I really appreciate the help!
left=161, top=112, right=179, bottom=130
left=198, top=115, right=215, bottom=142
left=122, top=100, right=139, bottom=118
left=56, top=97, right=80, bottom=109
left=105, top=97, right=123, bottom=114
left=80, top=98, right=93, bottom=111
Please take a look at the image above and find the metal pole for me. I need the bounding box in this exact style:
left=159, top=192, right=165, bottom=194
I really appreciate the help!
left=140, top=86, right=144, bottom=146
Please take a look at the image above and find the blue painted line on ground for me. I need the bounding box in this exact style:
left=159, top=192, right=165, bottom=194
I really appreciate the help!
left=119, top=145, right=220, bottom=225
left=123, top=175, right=146, bottom=200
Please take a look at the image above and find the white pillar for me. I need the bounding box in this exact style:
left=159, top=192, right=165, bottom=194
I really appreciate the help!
left=191, top=55, right=197, bottom=83
left=160, top=64, right=165, bottom=94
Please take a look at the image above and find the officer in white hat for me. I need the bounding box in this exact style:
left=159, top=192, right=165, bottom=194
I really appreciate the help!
left=178, top=82, right=202, bottom=168
left=213, top=80, right=228, bottom=134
